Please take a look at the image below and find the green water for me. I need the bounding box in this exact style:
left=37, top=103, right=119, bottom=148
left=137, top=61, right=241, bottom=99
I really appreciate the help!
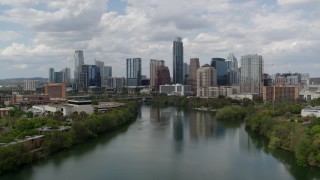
left=1, top=106, right=320, bottom=180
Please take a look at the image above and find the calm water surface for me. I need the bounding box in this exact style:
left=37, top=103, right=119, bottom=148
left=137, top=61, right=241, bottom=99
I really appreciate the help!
left=1, top=106, right=320, bottom=180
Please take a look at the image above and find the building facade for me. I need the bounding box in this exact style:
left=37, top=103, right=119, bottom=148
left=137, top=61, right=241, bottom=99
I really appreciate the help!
left=74, top=50, right=84, bottom=84
left=197, top=64, right=217, bottom=97
left=188, top=58, right=200, bottom=94
left=126, top=58, right=142, bottom=87
left=150, top=59, right=165, bottom=90
left=263, top=85, right=299, bottom=101
left=88, top=65, right=101, bottom=87
left=62, top=67, right=71, bottom=86
left=103, top=66, right=112, bottom=86
left=23, top=80, right=40, bottom=91
left=173, top=37, right=184, bottom=84
left=45, top=83, right=67, bottom=100
left=110, top=77, right=125, bottom=92
left=160, top=84, right=192, bottom=96
left=211, top=58, right=228, bottom=86
left=240, top=54, right=264, bottom=94
left=155, top=65, right=171, bottom=91
left=49, top=68, right=55, bottom=83
left=95, top=60, right=104, bottom=86
left=226, top=53, right=239, bottom=85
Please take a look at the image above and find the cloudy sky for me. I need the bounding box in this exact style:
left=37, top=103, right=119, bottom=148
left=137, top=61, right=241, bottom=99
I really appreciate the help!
left=0, top=0, right=319, bottom=79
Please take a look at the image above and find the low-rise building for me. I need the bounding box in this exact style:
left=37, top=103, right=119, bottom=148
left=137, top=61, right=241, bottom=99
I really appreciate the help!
left=301, top=106, right=320, bottom=117
left=160, top=84, right=192, bottom=96
left=0, top=108, right=10, bottom=117
left=263, top=85, right=299, bottom=101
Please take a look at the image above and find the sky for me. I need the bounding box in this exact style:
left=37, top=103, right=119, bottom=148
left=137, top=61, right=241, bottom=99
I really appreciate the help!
left=0, top=0, right=319, bottom=79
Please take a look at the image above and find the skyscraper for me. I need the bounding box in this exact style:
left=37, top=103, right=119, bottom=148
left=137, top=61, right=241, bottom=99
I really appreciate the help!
left=62, top=67, right=71, bottom=85
left=173, top=37, right=184, bottom=84
left=226, top=53, right=239, bottom=86
left=197, top=64, right=217, bottom=97
left=240, top=54, right=264, bottom=94
left=103, top=66, right=112, bottom=87
left=188, top=58, right=200, bottom=93
left=211, top=58, right=228, bottom=86
left=95, top=59, right=104, bottom=86
left=150, top=59, right=165, bottom=90
left=126, top=58, right=142, bottom=87
left=183, top=62, right=189, bottom=85
left=74, top=50, right=84, bottom=84
left=49, top=68, right=55, bottom=83
left=155, top=65, right=171, bottom=91
left=88, top=65, right=101, bottom=87
left=54, top=71, right=64, bottom=83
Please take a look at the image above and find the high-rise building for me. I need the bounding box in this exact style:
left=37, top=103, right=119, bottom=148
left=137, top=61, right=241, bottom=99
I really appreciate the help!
left=150, top=59, right=165, bottom=90
left=173, top=37, right=184, bottom=84
left=23, top=80, right=40, bottom=91
left=226, top=53, right=239, bottom=85
left=188, top=58, right=200, bottom=94
left=54, top=71, right=64, bottom=83
left=197, top=64, right=217, bottom=97
left=88, top=65, right=101, bottom=87
left=49, top=68, right=55, bottom=83
left=103, top=66, right=112, bottom=87
left=240, top=54, right=264, bottom=94
left=80, top=64, right=89, bottom=87
left=110, top=77, right=125, bottom=92
left=183, top=62, right=189, bottom=85
left=211, top=58, right=228, bottom=86
left=62, top=67, right=71, bottom=85
left=155, top=65, right=171, bottom=91
left=95, top=60, right=104, bottom=86
left=126, top=58, right=142, bottom=87
left=74, top=50, right=84, bottom=84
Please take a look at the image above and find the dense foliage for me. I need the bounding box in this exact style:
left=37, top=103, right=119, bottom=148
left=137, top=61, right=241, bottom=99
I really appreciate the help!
left=0, top=102, right=138, bottom=173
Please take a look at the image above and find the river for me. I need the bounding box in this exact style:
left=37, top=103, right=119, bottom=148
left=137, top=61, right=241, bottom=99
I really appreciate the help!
left=1, top=105, right=320, bottom=180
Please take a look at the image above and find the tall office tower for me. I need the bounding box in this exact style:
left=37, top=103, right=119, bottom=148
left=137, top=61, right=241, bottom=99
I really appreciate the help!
left=211, top=58, right=228, bottom=86
left=150, top=59, right=165, bottom=89
left=173, top=37, right=184, bottom=84
left=74, top=50, right=84, bottom=84
left=88, top=65, right=101, bottom=87
left=23, top=80, right=40, bottom=91
left=188, top=58, right=200, bottom=93
left=95, top=59, right=104, bottom=86
left=240, top=54, right=264, bottom=94
left=183, top=62, right=189, bottom=85
left=155, top=65, right=171, bottom=91
left=226, top=53, right=239, bottom=85
left=197, top=64, right=217, bottom=97
left=62, top=67, right=71, bottom=85
left=126, top=58, right=142, bottom=87
left=54, top=71, right=64, bottom=83
left=49, top=68, right=55, bottom=83
left=110, top=77, right=126, bottom=92
left=80, top=64, right=89, bottom=87
left=103, top=66, right=112, bottom=87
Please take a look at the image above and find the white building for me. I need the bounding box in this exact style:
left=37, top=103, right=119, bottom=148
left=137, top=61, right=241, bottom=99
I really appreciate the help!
left=23, top=80, right=40, bottom=91
left=160, top=84, right=192, bottom=96
left=301, top=106, right=320, bottom=117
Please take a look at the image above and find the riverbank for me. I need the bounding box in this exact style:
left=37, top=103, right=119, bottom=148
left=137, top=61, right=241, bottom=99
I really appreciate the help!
left=0, top=101, right=139, bottom=174
left=215, top=102, right=320, bottom=167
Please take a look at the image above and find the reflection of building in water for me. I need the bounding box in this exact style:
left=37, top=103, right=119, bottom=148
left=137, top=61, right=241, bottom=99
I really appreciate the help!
left=150, top=107, right=160, bottom=123
left=173, top=111, right=184, bottom=141
left=189, top=111, right=226, bottom=139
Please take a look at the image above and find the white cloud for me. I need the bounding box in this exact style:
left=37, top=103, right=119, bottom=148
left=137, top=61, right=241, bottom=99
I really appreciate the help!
left=277, top=0, right=320, bottom=6
left=0, top=31, right=20, bottom=41
left=0, top=0, right=319, bottom=78
left=12, top=64, right=28, bottom=69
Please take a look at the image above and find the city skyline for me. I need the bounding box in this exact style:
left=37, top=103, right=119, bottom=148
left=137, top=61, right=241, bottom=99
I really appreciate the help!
left=0, top=0, right=319, bottom=79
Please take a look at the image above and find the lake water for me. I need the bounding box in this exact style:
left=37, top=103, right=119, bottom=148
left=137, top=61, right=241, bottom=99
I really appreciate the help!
left=1, top=105, right=320, bottom=180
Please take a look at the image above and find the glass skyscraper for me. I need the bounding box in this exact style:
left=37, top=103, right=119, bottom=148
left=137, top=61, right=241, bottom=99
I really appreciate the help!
left=126, top=58, right=142, bottom=87
left=211, top=58, right=228, bottom=86
left=226, top=53, right=239, bottom=86
left=240, top=54, right=264, bottom=94
left=173, top=37, right=184, bottom=84
left=74, top=50, right=84, bottom=84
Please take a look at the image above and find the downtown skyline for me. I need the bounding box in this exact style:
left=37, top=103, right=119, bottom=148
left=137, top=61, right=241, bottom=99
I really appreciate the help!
left=0, top=0, right=319, bottom=79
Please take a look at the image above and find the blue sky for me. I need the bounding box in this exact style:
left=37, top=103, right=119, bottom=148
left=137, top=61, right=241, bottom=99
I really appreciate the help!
left=0, top=0, right=319, bottom=79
